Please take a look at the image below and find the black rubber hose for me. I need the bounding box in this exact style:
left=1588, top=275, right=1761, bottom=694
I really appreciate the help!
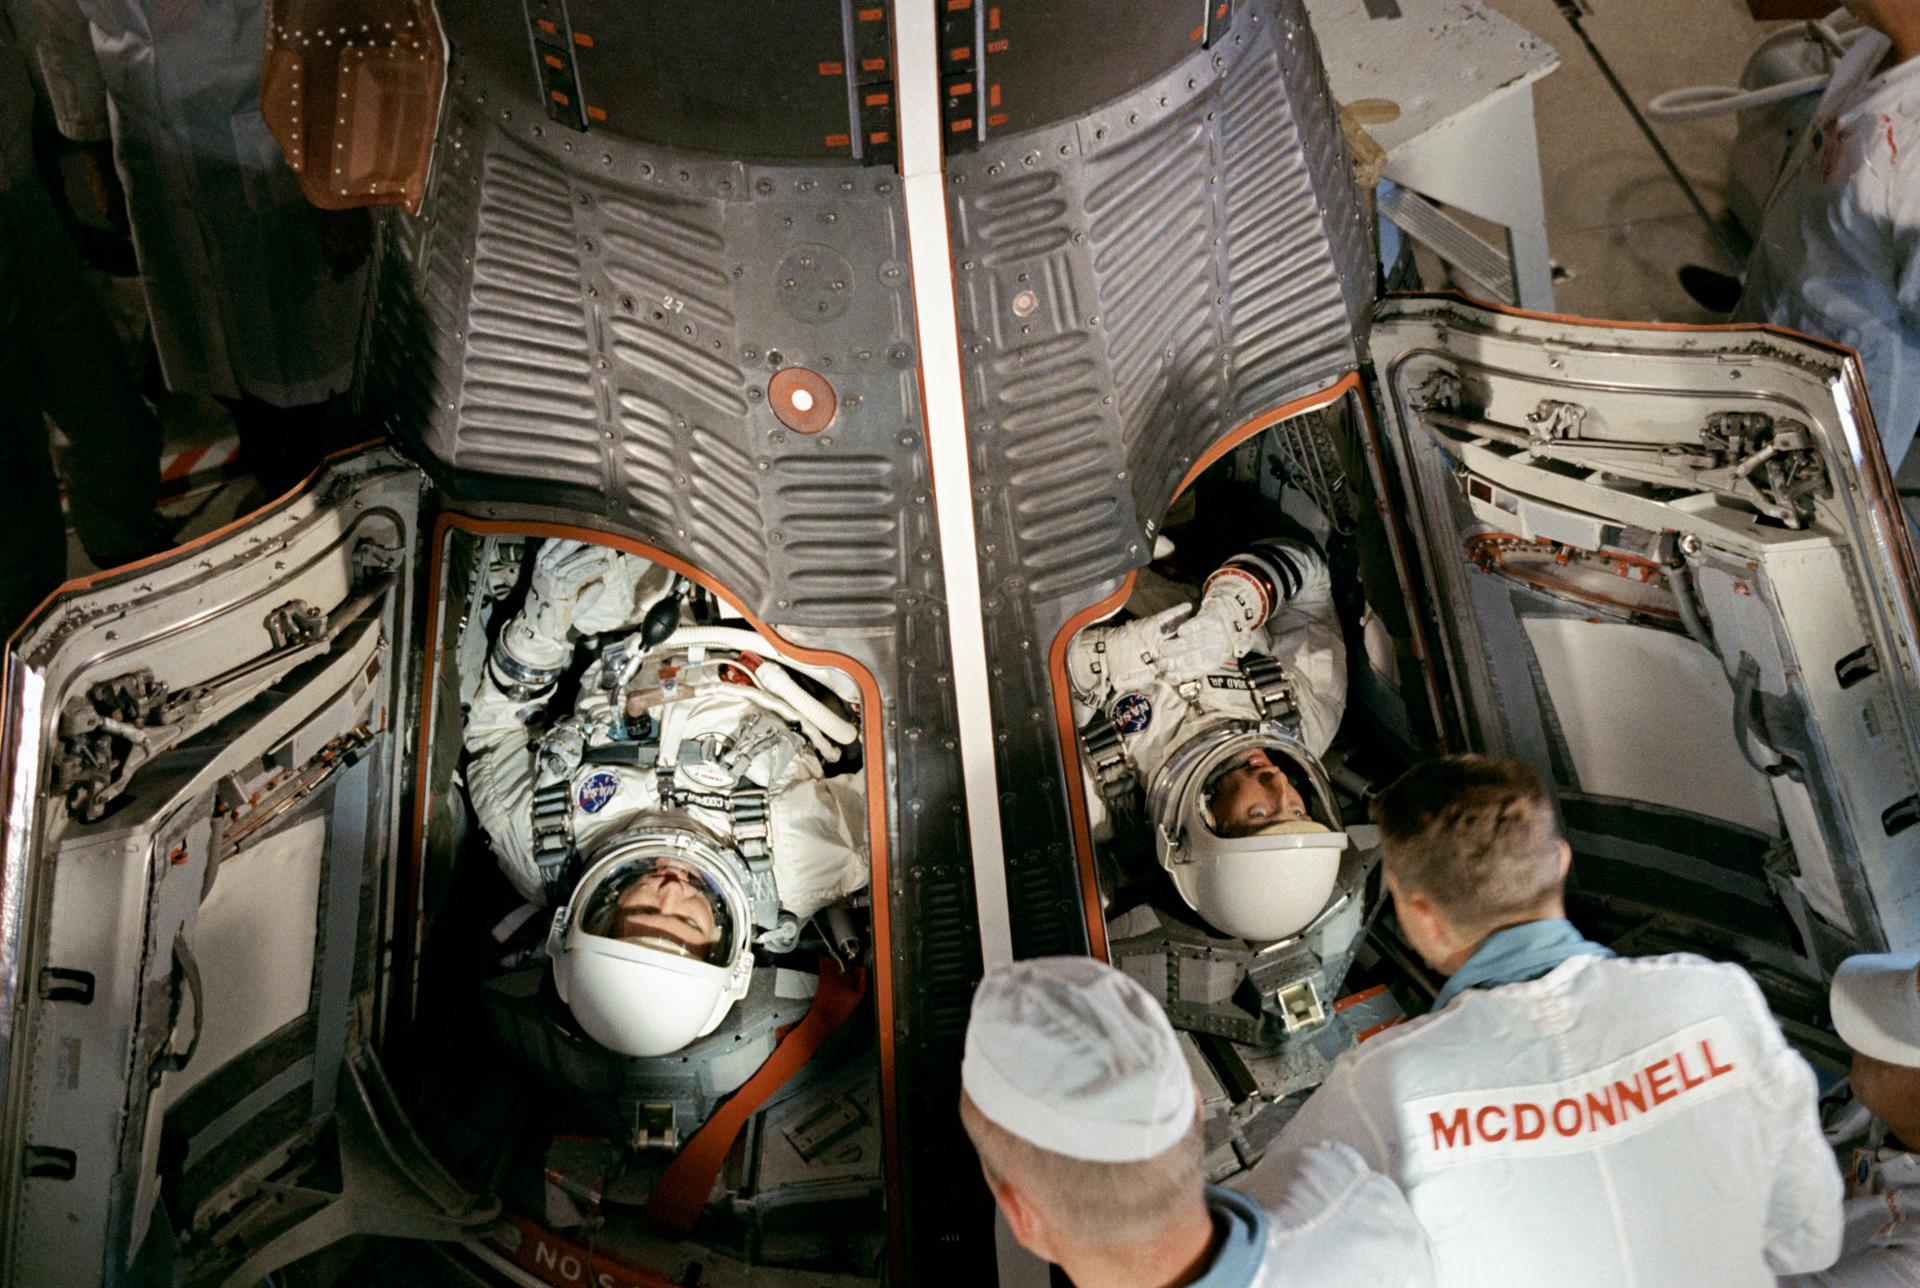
left=1551, top=0, right=1745, bottom=272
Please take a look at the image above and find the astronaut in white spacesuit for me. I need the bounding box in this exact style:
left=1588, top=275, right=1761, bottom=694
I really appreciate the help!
left=1068, top=536, right=1351, bottom=951
left=465, top=539, right=868, bottom=1059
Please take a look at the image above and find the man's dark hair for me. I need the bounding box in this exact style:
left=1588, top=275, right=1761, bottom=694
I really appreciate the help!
left=1371, top=755, right=1565, bottom=934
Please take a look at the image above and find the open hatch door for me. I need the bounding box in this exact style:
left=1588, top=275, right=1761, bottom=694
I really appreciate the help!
left=1367, top=297, right=1920, bottom=971
left=0, top=449, right=495, bottom=1285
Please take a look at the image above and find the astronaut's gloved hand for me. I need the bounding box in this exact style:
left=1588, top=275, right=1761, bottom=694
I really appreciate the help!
left=1074, top=603, right=1197, bottom=694
left=1154, top=591, right=1252, bottom=676
left=1155, top=551, right=1283, bottom=675
left=570, top=551, right=659, bottom=638
left=494, top=540, right=618, bottom=683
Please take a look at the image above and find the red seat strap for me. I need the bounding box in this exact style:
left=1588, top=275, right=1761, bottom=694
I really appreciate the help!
left=645, top=959, right=868, bottom=1235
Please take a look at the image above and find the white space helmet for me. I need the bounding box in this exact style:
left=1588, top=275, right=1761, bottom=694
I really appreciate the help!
left=548, top=818, right=755, bottom=1058
left=1147, top=722, right=1348, bottom=943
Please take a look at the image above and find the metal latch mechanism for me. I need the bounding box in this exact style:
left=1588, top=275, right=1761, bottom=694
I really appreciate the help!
left=1274, top=978, right=1327, bottom=1035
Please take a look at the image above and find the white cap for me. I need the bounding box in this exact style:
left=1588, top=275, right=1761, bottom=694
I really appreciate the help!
left=961, top=956, right=1195, bottom=1163
left=1832, top=951, right=1920, bottom=1067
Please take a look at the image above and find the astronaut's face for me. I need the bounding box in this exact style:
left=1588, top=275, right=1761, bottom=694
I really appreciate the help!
left=1209, top=749, right=1310, bottom=837
left=612, top=860, right=722, bottom=955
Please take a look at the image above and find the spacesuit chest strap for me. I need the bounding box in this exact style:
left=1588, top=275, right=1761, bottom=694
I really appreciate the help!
left=1079, top=707, right=1143, bottom=821
left=1239, top=651, right=1299, bottom=730
left=729, top=786, right=771, bottom=864
left=530, top=719, right=591, bottom=894
left=530, top=778, right=576, bottom=890
left=724, top=788, right=790, bottom=942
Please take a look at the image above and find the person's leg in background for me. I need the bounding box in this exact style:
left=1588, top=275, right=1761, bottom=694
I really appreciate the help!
left=221, top=393, right=335, bottom=499
left=31, top=101, right=137, bottom=278
left=11, top=164, right=168, bottom=569
left=219, top=205, right=371, bottom=499
left=0, top=383, right=69, bottom=639
left=0, top=181, right=72, bottom=637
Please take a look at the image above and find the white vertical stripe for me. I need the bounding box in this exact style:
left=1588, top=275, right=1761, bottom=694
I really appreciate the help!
left=891, top=0, right=1014, bottom=970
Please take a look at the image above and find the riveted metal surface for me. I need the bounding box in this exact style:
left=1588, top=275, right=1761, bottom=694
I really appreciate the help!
left=948, top=0, right=1371, bottom=959
left=368, top=53, right=947, bottom=631
left=363, top=39, right=989, bottom=1281
left=449, top=0, right=873, bottom=160
left=964, top=0, right=1212, bottom=137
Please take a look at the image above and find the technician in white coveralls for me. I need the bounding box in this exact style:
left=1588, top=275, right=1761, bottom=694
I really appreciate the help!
left=959, top=956, right=1435, bottom=1288
left=1736, top=0, right=1920, bottom=470
left=1274, top=754, right=1841, bottom=1287
left=1780, top=951, right=1920, bottom=1287
left=465, top=540, right=868, bottom=1059
left=1066, top=537, right=1350, bottom=943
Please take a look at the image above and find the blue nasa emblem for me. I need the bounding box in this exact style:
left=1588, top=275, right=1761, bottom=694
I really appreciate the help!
left=1109, top=691, right=1153, bottom=734
left=576, top=771, right=619, bottom=815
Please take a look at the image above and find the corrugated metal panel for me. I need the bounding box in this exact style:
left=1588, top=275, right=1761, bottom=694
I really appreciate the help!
left=949, top=0, right=1370, bottom=960
left=1083, top=112, right=1220, bottom=439
left=986, top=331, right=1132, bottom=598
left=612, top=391, right=677, bottom=531
left=369, top=59, right=954, bottom=626
left=459, top=150, right=602, bottom=486
left=971, top=171, right=1074, bottom=266
left=1219, top=27, right=1360, bottom=408
left=777, top=455, right=904, bottom=612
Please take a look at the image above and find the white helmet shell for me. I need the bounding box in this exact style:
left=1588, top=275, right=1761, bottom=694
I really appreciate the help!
left=553, top=939, right=742, bottom=1058
left=1149, top=723, right=1349, bottom=943
left=1166, top=822, right=1347, bottom=942
left=549, top=819, right=756, bottom=1058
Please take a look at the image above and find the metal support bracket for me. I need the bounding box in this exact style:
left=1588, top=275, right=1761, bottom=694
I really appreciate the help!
left=196, top=1047, right=500, bottom=1287
left=1376, top=182, right=1518, bottom=306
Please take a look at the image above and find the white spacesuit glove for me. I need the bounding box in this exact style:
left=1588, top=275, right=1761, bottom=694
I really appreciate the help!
left=1067, top=602, right=1195, bottom=701
left=1146, top=557, right=1282, bottom=673
left=1151, top=593, right=1254, bottom=678
left=570, top=551, right=664, bottom=638
left=494, top=540, right=621, bottom=680
left=1068, top=539, right=1323, bottom=700
left=1162, top=539, right=1324, bottom=674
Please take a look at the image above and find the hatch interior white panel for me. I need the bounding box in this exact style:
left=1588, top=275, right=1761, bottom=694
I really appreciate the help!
left=163, top=815, right=325, bottom=1104
left=1522, top=619, right=1780, bottom=835
left=0, top=451, right=425, bottom=1286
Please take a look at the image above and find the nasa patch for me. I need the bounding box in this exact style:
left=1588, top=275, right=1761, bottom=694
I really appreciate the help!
left=576, top=771, right=619, bottom=815
left=1109, top=691, right=1153, bottom=734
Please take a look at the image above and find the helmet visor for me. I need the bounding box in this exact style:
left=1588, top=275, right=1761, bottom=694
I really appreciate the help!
left=577, top=856, right=737, bottom=963
left=1203, top=745, right=1331, bottom=837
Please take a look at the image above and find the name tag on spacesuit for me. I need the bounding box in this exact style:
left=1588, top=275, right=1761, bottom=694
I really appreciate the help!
left=664, top=786, right=731, bottom=812
left=1403, top=1017, right=1745, bottom=1169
